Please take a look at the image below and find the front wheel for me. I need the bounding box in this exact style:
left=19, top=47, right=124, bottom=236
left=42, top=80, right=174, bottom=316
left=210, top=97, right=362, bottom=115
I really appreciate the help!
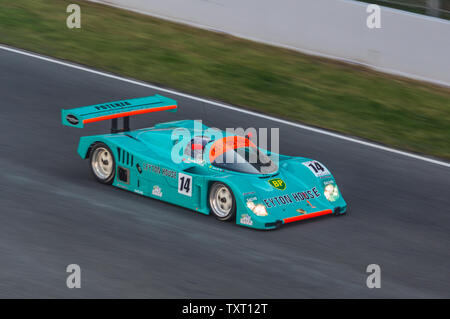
left=209, top=183, right=236, bottom=221
left=90, top=143, right=115, bottom=184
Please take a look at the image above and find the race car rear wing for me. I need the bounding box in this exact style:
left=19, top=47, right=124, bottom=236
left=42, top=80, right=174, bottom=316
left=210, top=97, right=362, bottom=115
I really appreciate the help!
left=61, top=95, right=177, bottom=132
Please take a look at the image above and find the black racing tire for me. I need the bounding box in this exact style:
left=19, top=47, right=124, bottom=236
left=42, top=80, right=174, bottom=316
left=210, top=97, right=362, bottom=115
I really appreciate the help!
left=209, top=182, right=236, bottom=221
left=89, top=143, right=116, bottom=185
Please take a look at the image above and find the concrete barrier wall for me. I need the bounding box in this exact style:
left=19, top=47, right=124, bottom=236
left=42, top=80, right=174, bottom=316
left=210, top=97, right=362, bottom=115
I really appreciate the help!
left=91, top=0, right=450, bottom=86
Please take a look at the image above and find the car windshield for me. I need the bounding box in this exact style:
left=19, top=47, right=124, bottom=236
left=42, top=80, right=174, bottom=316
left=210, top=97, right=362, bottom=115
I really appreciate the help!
left=212, top=146, right=278, bottom=174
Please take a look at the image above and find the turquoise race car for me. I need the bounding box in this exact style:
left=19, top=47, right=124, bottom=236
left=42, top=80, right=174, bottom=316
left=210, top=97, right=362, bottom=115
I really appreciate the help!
left=62, top=95, right=347, bottom=230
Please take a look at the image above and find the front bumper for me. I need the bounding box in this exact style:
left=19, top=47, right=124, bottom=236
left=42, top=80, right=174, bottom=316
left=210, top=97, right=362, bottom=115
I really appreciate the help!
left=263, top=205, right=347, bottom=229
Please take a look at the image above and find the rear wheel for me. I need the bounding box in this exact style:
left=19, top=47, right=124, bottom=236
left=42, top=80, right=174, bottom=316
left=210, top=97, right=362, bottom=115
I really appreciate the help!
left=209, top=183, right=236, bottom=221
left=90, top=143, right=115, bottom=184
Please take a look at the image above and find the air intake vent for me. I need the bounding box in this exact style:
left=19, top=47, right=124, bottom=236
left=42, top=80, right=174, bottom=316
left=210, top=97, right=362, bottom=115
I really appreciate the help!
left=118, top=166, right=129, bottom=184
left=258, top=172, right=279, bottom=179
left=117, top=147, right=133, bottom=166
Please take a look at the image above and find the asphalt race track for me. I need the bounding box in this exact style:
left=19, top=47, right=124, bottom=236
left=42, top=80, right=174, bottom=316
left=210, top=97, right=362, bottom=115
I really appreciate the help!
left=0, top=47, right=449, bottom=298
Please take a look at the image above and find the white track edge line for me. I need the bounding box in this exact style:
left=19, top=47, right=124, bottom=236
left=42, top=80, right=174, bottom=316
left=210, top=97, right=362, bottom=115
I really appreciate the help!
left=1, top=44, right=448, bottom=168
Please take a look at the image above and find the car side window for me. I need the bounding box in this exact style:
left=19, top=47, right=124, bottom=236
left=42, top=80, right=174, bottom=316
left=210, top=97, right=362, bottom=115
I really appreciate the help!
left=184, top=141, right=194, bottom=157
left=184, top=136, right=210, bottom=161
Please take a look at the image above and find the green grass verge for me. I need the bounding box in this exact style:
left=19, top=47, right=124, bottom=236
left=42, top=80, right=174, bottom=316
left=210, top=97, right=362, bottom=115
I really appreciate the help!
left=1, top=0, right=449, bottom=159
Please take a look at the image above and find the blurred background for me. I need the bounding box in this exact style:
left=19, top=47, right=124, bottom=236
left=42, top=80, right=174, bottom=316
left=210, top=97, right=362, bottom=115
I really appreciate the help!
left=359, top=0, right=450, bottom=19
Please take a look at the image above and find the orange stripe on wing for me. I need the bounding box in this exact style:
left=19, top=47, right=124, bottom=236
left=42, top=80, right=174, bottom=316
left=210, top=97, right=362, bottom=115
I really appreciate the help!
left=283, top=209, right=333, bottom=224
left=83, top=105, right=177, bottom=124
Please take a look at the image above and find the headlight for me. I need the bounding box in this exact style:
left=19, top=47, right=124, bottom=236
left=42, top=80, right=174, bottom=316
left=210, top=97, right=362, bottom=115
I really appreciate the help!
left=324, top=184, right=339, bottom=202
left=253, top=204, right=268, bottom=216
left=246, top=201, right=268, bottom=216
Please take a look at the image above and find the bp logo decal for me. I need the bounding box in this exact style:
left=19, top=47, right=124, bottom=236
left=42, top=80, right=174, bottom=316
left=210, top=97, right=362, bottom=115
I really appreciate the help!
left=268, top=178, right=286, bottom=190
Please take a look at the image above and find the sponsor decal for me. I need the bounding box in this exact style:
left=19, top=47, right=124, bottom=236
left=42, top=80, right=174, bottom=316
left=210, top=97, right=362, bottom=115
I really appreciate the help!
left=263, top=187, right=321, bottom=208
left=134, top=189, right=144, bottom=195
left=162, top=168, right=177, bottom=179
left=306, top=200, right=316, bottom=208
left=94, top=101, right=131, bottom=111
left=208, top=165, right=223, bottom=172
left=142, top=162, right=177, bottom=179
left=268, top=178, right=286, bottom=190
left=152, top=185, right=163, bottom=197
left=66, top=114, right=79, bottom=125
left=243, top=191, right=256, bottom=196
left=240, top=214, right=253, bottom=226
left=143, top=162, right=160, bottom=174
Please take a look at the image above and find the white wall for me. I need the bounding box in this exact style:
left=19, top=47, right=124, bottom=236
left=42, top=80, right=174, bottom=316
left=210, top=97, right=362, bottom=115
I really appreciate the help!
left=90, top=0, right=450, bottom=86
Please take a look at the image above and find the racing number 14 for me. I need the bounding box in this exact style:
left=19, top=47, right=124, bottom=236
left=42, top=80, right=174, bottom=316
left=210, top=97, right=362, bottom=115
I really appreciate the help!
left=178, top=173, right=192, bottom=197
left=180, top=176, right=190, bottom=192
left=308, top=162, right=325, bottom=173
left=303, top=160, right=330, bottom=177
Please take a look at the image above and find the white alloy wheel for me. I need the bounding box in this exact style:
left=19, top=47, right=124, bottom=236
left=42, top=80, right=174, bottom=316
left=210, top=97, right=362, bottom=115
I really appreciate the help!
left=209, top=183, right=236, bottom=221
left=90, top=144, right=115, bottom=184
